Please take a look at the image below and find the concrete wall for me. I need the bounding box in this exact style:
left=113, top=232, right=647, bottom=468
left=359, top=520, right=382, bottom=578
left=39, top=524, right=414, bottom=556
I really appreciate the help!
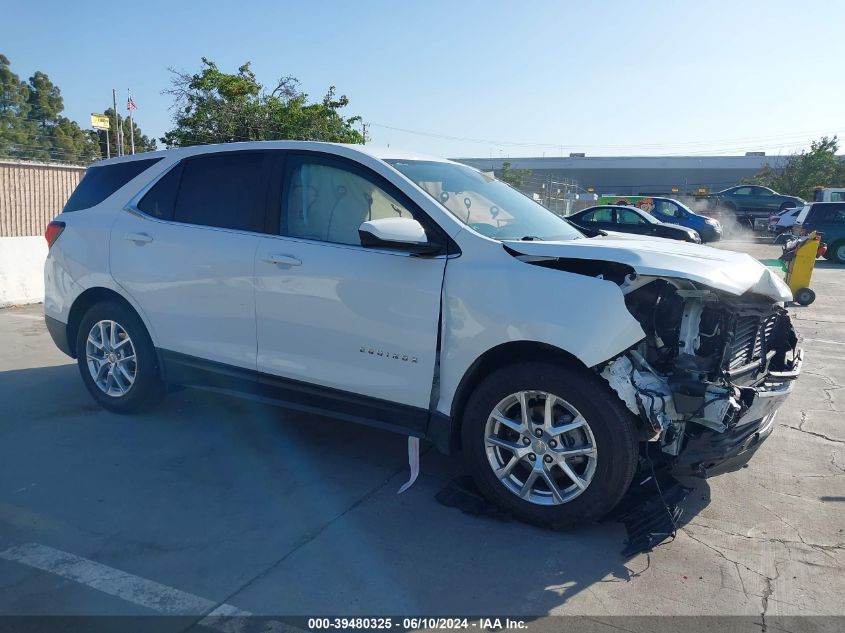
left=0, top=160, right=83, bottom=306
left=0, top=236, right=47, bottom=307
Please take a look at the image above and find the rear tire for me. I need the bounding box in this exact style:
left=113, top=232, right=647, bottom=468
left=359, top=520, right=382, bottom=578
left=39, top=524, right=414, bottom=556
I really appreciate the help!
left=75, top=300, right=164, bottom=413
left=461, top=362, right=638, bottom=529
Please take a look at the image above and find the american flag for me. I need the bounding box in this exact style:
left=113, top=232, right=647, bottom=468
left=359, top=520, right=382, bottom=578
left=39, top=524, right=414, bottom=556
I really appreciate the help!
left=126, top=96, right=137, bottom=111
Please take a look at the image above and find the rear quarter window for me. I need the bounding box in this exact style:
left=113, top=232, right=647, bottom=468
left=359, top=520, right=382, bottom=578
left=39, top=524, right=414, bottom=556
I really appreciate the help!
left=62, top=158, right=162, bottom=213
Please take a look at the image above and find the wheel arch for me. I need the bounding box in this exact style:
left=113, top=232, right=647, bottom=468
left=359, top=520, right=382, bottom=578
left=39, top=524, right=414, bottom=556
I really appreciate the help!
left=829, top=238, right=845, bottom=264
left=449, top=340, right=588, bottom=429
left=66, top=287, right=148, bottom=358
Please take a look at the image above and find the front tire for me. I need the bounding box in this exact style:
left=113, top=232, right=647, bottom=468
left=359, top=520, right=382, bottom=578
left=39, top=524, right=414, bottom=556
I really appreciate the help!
left=830, top=241, right=845, bottom=265
left=76, top=300, right=164, bottom=413
left=461, top=362, right=638, bottom=529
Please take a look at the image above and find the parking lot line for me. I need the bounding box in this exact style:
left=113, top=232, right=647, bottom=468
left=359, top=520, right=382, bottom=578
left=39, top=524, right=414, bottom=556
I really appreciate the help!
left=0, top=542, right=299, bottom=632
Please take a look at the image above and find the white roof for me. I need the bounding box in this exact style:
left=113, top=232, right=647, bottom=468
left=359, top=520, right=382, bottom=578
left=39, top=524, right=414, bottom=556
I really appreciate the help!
left=94, top=141, right=454, bottom=167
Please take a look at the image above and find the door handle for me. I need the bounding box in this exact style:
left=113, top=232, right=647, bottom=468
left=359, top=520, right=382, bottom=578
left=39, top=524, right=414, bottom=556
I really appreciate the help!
left=125, top=232, right=153, bottom=244
left=264, top=254, right=301, bottom=266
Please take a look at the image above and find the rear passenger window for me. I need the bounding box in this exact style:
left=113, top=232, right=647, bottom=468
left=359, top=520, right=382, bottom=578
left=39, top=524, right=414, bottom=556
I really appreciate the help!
left=137, top=163, right=182, bottom=220
left=172, top=152, right=271, bottom=231
left=63, top=158, right=161, bottom=213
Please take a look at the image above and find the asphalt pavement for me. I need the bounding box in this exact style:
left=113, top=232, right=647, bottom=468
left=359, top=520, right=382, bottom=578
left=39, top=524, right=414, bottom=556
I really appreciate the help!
left=0, top=239, right=843, bottom=627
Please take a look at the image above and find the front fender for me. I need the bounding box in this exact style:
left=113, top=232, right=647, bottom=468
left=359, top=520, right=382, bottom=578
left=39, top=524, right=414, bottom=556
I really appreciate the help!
left=436, top=251, right=645, bottom=416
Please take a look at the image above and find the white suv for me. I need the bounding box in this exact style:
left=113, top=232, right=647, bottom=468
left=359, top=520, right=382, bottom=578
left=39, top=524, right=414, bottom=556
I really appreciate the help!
left=44, top=142, right=803, bottom=527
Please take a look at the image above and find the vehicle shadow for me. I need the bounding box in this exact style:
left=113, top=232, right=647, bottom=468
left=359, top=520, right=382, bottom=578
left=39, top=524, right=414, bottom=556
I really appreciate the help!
left=813, top=260, right=845, bottom=269
left=0, top=362, right=713, bottom=617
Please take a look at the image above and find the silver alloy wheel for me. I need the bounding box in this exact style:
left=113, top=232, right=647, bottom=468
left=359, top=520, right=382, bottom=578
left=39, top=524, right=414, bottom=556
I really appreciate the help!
left=837, top=243, right=845, bottom=263
left=86, top=320, right=137, bottom=397
left=484, top=391, right=598, bottom=506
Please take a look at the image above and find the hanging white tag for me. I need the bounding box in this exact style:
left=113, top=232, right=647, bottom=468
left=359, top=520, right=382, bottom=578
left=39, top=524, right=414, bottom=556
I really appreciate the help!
left=397, top=436, right=420, bottom=494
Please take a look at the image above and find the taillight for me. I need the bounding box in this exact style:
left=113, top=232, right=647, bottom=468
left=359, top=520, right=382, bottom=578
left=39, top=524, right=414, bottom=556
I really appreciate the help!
left=45, top=221, right=65, bottom=247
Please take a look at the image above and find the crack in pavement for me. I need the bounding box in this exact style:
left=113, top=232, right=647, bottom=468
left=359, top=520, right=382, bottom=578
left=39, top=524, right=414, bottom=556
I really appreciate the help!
left=782, top=410, right=845, bottom=445
left=681, top=528, right=764, bottom=598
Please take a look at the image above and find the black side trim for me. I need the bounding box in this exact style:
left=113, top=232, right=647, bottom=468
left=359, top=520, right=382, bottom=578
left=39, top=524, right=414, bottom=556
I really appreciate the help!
left=159, top=349, right=450, bottom=442
left=45, top=315, right=73, bottom=357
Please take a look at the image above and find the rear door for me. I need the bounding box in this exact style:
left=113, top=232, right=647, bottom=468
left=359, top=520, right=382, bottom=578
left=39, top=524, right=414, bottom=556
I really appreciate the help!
left=254, top=152, right=447, bottom=422
left=110, top=151, right=273, bottom=371
left=809, top=203, right=845, bottom=240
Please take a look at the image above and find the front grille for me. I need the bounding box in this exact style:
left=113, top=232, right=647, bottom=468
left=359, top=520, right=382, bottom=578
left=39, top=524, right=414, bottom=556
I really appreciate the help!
left=726, top=313, right=779, bottom=371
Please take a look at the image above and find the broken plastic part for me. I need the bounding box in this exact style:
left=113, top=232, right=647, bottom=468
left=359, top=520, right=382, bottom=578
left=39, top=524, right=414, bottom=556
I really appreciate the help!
left=397, top=436, right=420, bottom=494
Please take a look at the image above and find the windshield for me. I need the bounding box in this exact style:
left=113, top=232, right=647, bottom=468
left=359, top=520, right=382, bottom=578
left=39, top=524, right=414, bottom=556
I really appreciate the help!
left=387, top=160, right=584, bottom=241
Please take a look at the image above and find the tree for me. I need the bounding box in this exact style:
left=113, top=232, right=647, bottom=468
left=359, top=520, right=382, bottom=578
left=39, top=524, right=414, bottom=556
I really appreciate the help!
left=27, top=71, right=63, bottom=128
left=753, top=136, right=845, bottom=199
left=162, top=57, right=364, bottom=147
left=0, top=53, right=33, bottom=158
left=1, top=55, right=103, bottom=163
left=498, top=161, right=531, bottom=189
left=97, top=107, right=156, bottom=157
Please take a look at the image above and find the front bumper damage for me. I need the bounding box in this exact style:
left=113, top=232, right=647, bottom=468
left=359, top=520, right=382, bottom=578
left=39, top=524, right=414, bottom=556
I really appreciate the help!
left=601, top=278, right=803, bottom=478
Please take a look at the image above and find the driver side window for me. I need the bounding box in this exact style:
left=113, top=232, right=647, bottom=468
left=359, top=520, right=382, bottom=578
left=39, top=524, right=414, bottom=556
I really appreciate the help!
left=282, top=160, right=413, bottom=246
left=655, top=200, right=682, bottom=218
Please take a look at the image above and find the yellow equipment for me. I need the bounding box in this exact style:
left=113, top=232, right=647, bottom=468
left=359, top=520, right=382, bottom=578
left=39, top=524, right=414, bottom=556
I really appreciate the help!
left=784, top=231, right=822, bottom=305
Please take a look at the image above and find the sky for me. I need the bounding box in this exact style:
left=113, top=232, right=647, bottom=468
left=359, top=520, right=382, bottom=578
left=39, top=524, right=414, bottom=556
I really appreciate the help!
left=4, top=0, right=844, bottom=158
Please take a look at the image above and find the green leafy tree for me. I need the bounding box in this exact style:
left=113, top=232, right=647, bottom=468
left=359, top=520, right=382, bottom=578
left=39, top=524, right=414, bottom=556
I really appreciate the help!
left=27, top=71, right=63, bottom=128
left=498, top=161, right=531, bottom=189
left=1, top=56, right=103, bottom=163
left=98, top=107, right=156, bottom=157
left=753, top=136, right=845, bottom=199
left=0, top=53, right=33, bottom=158
left=162, top=58, right=364, bottom=147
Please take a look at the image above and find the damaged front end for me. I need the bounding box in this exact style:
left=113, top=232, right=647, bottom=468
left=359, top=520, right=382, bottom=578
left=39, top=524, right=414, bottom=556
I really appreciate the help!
left=602, top=276, right=802, bottom=477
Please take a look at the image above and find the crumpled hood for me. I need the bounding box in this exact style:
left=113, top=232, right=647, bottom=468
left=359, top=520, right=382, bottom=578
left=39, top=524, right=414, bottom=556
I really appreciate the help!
left=503, top=234, right=792, bottom=302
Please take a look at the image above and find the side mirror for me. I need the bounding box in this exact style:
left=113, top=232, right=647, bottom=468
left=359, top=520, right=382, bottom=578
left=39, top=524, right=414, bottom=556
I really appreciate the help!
left=358, top=217, right=441, bottom=255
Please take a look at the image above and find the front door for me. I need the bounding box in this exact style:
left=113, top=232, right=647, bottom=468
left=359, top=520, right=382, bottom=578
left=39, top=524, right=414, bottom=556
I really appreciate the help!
left=254, top=153, right=447, bottom=430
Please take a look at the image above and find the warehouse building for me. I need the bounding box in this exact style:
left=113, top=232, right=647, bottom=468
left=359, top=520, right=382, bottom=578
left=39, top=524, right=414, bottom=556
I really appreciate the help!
left=454, top=154, right=788, bottom=198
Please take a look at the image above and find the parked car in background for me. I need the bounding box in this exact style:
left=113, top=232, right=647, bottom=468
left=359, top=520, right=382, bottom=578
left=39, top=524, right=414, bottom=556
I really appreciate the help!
left=569, top=205, right=701, bottom=242
left=793, top=201, right=845, bottom=263
left=43, top=141, right=801, bottom=529
left=768, top=205, right=804, bottom=242
left=813, top=188, right=845, bottom=202
left=706, top=185, right=804, bottom=224
left=597, top=196, right=721, bottom=242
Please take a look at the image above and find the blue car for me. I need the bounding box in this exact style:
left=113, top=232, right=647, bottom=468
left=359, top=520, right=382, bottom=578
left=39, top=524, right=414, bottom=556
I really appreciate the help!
left=608, top=197, right=722, bottom=242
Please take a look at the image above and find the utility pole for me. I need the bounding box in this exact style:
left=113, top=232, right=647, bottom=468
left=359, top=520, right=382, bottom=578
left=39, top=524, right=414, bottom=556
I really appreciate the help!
left=127, top=89, right=135, bottom=154
left=361, top=122, right=369, bottom=144
left=112, top=89, right=122, bottom=156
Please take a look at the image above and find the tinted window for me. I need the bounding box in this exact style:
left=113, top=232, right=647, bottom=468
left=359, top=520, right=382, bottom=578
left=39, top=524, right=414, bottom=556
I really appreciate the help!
left=753, top=187, right=773, bottom=197
left=832, top=192, right=845, bottom=202
left=732, top=187, right=752, bottom=196
left=813, top=206, right=845, bottom=223
left=137, top=163, right=182, bottom=220
left=592, top=208, right=613, bottom=222
left=173, top=152, right=271, bottom=231
left=654, top=200, right=683, bottom=218
left=617, top=209, right=645, bottom=224
left=63, top=158, right=161, bottom=212
left=282, top=160, right=415, bottom=246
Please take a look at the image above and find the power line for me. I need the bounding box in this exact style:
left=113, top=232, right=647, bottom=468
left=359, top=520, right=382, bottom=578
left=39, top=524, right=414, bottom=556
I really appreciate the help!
left=370, top=122, right=844, bottom=153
